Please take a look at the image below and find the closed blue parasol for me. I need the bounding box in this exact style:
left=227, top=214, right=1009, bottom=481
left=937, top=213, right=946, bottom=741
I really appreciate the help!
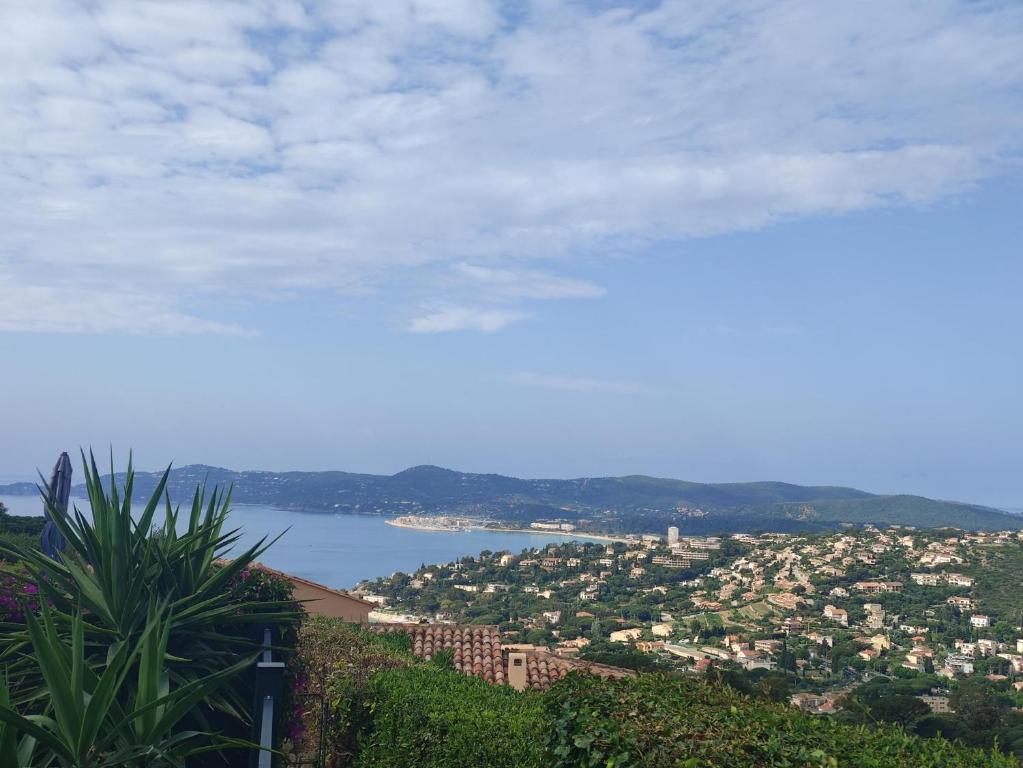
left=40, top=451, right=72, bottom=559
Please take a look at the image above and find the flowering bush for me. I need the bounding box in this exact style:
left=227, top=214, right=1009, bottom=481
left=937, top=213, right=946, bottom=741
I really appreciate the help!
left=222, top=563, right=304, bottom=752
left=0, top=565, right=40, bottom=624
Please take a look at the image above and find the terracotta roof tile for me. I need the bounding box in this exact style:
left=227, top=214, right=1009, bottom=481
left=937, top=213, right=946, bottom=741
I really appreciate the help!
left=373, top=624, right=634, bottom=691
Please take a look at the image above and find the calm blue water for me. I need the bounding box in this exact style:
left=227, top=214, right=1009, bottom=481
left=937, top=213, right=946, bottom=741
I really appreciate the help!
left=0, top=495, right=587, bottom=589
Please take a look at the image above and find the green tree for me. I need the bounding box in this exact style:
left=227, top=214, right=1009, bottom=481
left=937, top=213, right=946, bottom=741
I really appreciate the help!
left=951, top=678, right=1004, bottom=732
left=870, top=695, right=931, bottom=727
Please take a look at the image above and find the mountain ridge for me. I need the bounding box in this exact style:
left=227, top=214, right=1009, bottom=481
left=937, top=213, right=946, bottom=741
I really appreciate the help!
left=1, top=463, right=1017, bottom=534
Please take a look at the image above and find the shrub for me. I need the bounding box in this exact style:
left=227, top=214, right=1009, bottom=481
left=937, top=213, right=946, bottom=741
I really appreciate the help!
left=292, top=618, right=415, bottom=766
left=0, top=564, right=39, bottom=624
left=294, top=620, right=545, bottom=768
left=0, top=503, right=45, bottom=537
left=351, top=666, right=545, bottom=768
left=544, top=673, right=1019, bottom=768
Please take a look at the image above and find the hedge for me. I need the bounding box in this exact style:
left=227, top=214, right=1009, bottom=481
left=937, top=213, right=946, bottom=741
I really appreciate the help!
left=351, top=666, right=546, bottom=768
left=544, top=673, right=1020, bottom=768
left=295, top=621, right=1019, bottom=768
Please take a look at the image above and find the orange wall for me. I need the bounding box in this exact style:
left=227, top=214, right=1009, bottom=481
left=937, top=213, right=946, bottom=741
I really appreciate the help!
left=292, top=582, right=371, bottom=622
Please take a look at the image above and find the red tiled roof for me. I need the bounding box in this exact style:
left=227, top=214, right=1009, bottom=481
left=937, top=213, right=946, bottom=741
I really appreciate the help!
left=375, top=624, right=506, bottom=684
left=373, top=623, right=634, bottom=691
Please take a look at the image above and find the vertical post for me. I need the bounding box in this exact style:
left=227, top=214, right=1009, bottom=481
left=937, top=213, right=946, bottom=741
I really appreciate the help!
left=250, top=626, right=286, bottom=768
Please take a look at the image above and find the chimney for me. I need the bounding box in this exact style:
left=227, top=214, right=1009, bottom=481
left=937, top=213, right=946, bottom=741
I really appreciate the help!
left=507, top=652, right=528, bottom=691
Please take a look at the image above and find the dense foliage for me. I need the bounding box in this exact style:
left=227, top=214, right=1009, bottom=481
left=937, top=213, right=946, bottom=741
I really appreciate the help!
left=295, top=619, right=545, bottom=767
left=291, top=618, right=415, bottom=766
left=966, top=542, right=1023, bottom=620
left=351, top=667, right=546, bottom=768
left=295, top=620, right=1017, bottom=768
left=0, top=502, right=45, bottom=560
left=544, top=673, right=1019, bottom=768
left=839, top=675, right=1023, bottom=758
left=0, top=502, right=45, bottom=537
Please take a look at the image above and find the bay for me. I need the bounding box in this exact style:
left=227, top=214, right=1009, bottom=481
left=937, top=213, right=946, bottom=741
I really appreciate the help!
left=1, top=494, right=592, bottom=589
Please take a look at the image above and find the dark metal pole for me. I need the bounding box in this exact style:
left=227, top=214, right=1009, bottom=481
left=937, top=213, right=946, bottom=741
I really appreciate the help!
left=250, top=625, right=286, bottom=768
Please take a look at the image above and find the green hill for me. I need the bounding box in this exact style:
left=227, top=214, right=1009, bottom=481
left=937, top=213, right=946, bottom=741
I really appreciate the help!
left=1, top=464, right=1016, bottom=534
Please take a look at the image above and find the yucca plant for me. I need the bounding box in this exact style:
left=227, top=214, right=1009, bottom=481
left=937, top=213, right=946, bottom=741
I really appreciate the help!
left=0, top=452, right=300, bottom=748
left=0, top=678, right=37, bottom=767
left=0, top=603, right=255, bottom=767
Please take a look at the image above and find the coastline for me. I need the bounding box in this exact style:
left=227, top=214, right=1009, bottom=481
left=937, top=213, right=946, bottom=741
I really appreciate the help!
left=384, top=517, right=630, bottom=544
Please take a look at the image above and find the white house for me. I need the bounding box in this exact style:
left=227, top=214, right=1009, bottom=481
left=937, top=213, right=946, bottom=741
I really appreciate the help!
left=609, top=628, right=643, bottom=643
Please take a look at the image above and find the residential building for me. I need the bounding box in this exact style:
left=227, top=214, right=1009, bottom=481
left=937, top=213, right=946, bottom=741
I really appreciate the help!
left=736, top=648, right=776, bottom=671
left=652, top=555, right=692, bottom=569
left=921, top=696, right=951, bottom=713
left=767, top=592, right=801, bottom=611
left=790, top=692, right=829, bottom=714
left=635, top=640, right=665, bottom=653
left=977, top=639, right=1001, bottom=656
left=944, top=655, right=975, bottom=675
left=823, top=605, right=849, bottom=627
left=651, top=623, right=674, bottom=638
left=609, top=628, right=643, bottom=643
left=868, top=634, right=892, bottom=652
left=668, top=548, right=711, bottom=561
left=853, top=581, right=903, bottom=594
left=863, top=603, right=885, bottom=630
left=263, top=565, right=373, bottom=622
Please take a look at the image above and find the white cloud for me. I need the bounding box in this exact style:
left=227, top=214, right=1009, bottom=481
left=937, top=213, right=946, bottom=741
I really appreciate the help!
left=407, top=306, right=528, bottom=334
left=0, top=274, right=249, bottom=335
left=502, top=372, right=658, bottom=396
left=454, top=264, right=605, bottom=300
left=1, top=0, right=1021, bottom=334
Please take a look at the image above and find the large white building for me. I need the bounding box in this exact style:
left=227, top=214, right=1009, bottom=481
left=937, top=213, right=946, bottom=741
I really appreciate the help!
left=667, top=526, right=679, bottom=545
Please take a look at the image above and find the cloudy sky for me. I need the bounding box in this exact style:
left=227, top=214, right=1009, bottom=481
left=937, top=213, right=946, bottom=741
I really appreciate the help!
left=2, top=0, right=1022, bottom=506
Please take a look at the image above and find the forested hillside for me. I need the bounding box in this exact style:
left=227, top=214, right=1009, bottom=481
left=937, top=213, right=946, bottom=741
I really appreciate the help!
left=1, top=464, right=1017, bottom=533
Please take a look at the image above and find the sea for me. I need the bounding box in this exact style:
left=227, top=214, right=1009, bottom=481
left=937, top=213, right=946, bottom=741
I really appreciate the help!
left=0, top=494, right=590, bottom=590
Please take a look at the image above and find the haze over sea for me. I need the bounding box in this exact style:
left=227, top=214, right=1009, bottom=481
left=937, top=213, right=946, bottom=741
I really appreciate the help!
left=0, top=494, right=589, bottom=590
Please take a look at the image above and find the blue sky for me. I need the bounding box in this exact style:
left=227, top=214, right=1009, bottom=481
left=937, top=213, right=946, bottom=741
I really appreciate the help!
left=1, top=1, right=1022, bottom=507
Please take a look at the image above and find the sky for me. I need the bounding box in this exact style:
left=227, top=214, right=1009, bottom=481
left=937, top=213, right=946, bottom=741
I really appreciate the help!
left=1, top=0, right=1022, bottom=507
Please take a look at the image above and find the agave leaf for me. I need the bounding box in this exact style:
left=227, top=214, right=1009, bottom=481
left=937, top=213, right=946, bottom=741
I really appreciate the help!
left=77, top=633, right=133, bottom=755
left=0, top=708, right=71, bottom=765
left=23, top=607, right=79, bottom=748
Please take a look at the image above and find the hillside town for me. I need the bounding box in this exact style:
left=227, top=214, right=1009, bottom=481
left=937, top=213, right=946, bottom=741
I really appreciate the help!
left=361, top=524, right=1023, bottom=719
